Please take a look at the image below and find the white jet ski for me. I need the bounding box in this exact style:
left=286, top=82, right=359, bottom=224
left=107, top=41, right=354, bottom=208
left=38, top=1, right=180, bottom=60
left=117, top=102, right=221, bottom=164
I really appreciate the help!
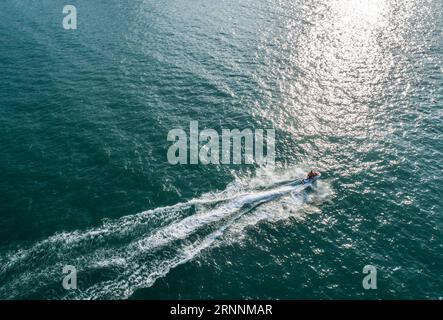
left=301, top=172, right=321, bottom=185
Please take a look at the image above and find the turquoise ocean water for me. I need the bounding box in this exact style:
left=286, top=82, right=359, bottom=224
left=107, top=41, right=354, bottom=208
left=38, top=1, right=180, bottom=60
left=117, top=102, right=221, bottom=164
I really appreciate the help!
left=0, top=0, right=442, bottom=299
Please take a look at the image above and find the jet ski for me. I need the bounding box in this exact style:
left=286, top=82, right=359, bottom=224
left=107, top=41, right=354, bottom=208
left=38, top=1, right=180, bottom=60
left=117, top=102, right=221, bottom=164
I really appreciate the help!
left=301, top=172, right=321, bottom=185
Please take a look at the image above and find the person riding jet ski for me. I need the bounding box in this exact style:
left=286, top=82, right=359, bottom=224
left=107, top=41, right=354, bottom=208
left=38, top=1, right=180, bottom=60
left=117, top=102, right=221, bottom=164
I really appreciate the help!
left=307, top=170, right=319, bottom=179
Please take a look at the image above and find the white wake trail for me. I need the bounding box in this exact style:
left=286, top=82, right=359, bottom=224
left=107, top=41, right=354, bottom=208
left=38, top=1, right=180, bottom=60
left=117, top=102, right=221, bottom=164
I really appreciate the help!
left=0, top=172, right=324, bottom=300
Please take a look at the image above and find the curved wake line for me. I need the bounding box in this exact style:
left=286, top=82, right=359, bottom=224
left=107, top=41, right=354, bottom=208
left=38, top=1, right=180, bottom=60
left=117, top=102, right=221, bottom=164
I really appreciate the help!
left=0, top=174, right=322, bottom=300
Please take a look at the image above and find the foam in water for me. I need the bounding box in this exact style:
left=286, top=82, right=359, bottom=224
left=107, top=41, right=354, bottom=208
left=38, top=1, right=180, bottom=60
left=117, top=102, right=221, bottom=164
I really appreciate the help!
left=0, top=167, right=331, bottom=299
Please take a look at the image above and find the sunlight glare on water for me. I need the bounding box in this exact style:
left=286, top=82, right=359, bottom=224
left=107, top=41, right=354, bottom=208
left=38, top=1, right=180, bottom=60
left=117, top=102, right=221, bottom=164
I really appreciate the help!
left=0, top=0, right=441, bottom=299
